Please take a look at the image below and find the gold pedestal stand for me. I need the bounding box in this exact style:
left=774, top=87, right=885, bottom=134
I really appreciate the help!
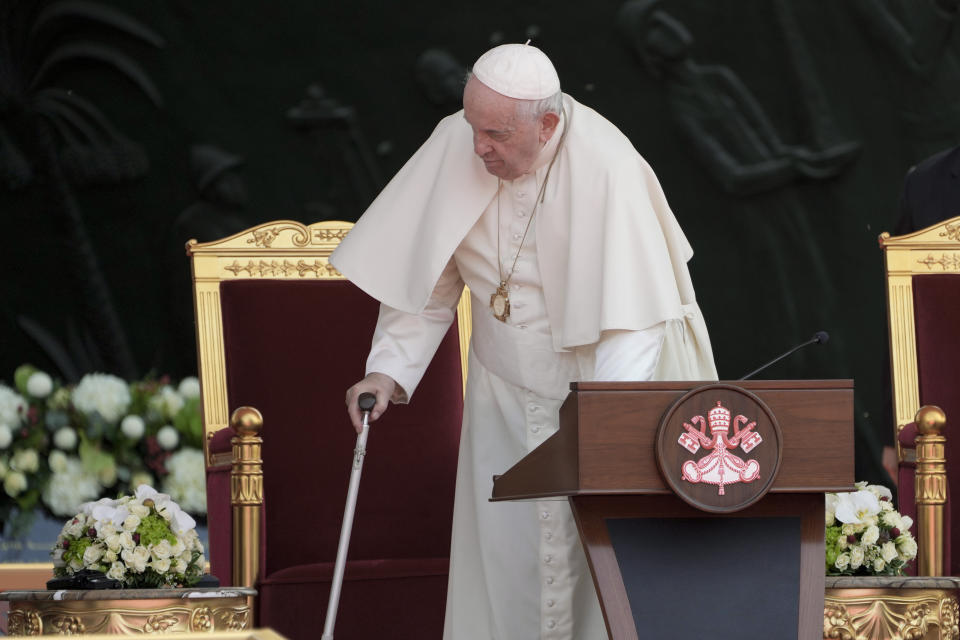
left=1, top=587, right=256, bottom=636
left=825, top=577, right=960, bottom=640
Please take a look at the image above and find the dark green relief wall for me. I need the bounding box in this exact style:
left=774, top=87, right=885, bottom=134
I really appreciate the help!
left=3, top=0, right=959, bottom=484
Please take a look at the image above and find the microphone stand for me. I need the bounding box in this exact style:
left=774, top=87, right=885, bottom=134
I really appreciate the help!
left=739, top=331, right=829, bottom=380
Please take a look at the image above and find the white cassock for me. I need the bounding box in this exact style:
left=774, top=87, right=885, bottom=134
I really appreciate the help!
left=365, top=125, right=666, bottom=640
left=331, top=96, right=718, bottom=639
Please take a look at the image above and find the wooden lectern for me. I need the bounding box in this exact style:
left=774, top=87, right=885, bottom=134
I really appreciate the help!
left=492, top=380, right=854, bottom=640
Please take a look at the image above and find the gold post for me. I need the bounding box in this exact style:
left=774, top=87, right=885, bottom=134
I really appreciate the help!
left=230, top=406, right=264, bottom=616
left=914, top=405, right=947, bottom=576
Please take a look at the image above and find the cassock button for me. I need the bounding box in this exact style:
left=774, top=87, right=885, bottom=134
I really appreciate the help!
left=540, top=511, right=550, bottom=520
left=544, top=554, right=553, bottom=564
left=512, top=232, right=522, bottom=240
left=546, top=576, right=555, bottom=585
left=547, top=599, right=555, bottom=608
left=547, top=619, right=557, bottom=629
left=531, top=425, right=540, bottom=433
left=518, top=324, right=528, bottom=330
left=544, top=531, right=553, bottom=541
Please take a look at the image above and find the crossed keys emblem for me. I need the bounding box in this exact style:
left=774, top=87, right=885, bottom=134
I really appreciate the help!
left=677, top=401, right=762, bottom=496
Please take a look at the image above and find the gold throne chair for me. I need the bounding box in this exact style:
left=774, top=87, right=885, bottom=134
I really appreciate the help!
left=881, top=215, right=960, bottom=577
left=188, top=220, right=470, bottom=639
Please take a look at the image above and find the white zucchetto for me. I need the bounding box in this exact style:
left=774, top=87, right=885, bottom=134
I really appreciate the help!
left=471, top=43, right=561, bottom=100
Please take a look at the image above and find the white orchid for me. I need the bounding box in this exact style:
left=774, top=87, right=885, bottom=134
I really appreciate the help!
left=834, top=490, right=881, bottom=525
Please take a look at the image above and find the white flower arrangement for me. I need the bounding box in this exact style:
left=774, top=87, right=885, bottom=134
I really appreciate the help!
left=0, top=384, right=26, bottom=427
left=162, top=448, right=207, bottom=515
left=72, top=373, right=131, bottom=424
left=42, top=456, right=100, bottom=517
left=52, top=485, right=205, bottom=588
left=826, top=482, right=917, bottom=576
left=1, top=364, right=207, bottom=537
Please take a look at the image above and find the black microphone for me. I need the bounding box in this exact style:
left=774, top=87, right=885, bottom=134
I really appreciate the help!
left=738, top=331, right=830, bottom=380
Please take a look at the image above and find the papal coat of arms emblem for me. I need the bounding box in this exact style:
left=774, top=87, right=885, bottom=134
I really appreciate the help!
left=677, top=401, right=762, bottom=495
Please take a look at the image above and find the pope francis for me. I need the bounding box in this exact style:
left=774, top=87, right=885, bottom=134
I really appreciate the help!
left=331, top=43, right=717, bottom=640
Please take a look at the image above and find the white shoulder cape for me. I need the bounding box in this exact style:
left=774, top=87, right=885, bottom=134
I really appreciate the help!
left=331, top=95, right=715, bottom=367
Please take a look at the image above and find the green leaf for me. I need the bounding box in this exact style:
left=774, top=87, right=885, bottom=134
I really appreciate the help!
left=13, top=364, right=38, bottom=396
left=79, top=438, right=114, bottom=474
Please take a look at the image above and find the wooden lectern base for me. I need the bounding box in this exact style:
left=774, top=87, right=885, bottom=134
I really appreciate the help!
left=572, top=493, right=824, bottom=640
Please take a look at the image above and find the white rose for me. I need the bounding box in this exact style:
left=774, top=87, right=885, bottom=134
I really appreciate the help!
left=880, top=510, right=901, bottom=528
left=172, top=540, right=186, bottom=556
left=106, top=561, right=126, bottom=581
left=880, top=500, right=894, bottom=512
left=151, top=557, right=171, bottom=574
left=26, top=372, right=53, bottom=398
left=841, top=524, right=855, bottom=536
left=834, top=553, right=851, bottom=571
left=178, top=377, right=200, bottom=399
left=836, top=536, right=849, bottom=550
left=866, top=484, right=893, bottom=502
left=66, top=519, right=85, bottom=538
left=825, top=510, right=835, bottom=527
left=123, top=546, right=150, bottom=573
left=861, top=525, right=880, bottom=546
left=52, top=547, right=65, bottom=567
left=99, top=522, right=117, bottom=538
left=898, top=535, right=918, bottom=559
left=174, top=558, right=188, bottom=574
left=901, top=515, right=914, bottom=532
left=849, top=545, right=865, bottom=569
left=881, top=541, right=898, bottom=563
left=103, top=549, right=118, bottom=564
left=129, top=504, right=150, bottom=519
left=104, top=533, right=123, bottom=553
left=4, top=470, right=27, bottom=497
left=118, top=531, right=135, bottom=550
left=120, top=415, right=145, bottom=440
left=69, top=558, right=83, bottom=572
left=157, top=425, right=179, bottom=450
left=83, top=545, right=105, bottom=565
left=122, top=514, right=141, bottom=532
left=53, top=427, right=78, bottom=450
left=48, top=450, right=68, bottom=473
left=873, top=557, right=886, bottom=572
left=151, top=539, right=173, bottom=560
left=12, top=449, right=39, bottom=473
left=0, top=424, right=12, bottom=450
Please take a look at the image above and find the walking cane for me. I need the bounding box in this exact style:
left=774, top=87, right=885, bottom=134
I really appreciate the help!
left=321, top=391, right=377, bottom=640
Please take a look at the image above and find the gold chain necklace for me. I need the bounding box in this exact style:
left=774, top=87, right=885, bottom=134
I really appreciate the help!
left=490, top=109, right=567, bottom=322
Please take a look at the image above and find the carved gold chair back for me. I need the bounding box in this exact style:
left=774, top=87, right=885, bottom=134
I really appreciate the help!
left=187, top=219, right=471, bottom=468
